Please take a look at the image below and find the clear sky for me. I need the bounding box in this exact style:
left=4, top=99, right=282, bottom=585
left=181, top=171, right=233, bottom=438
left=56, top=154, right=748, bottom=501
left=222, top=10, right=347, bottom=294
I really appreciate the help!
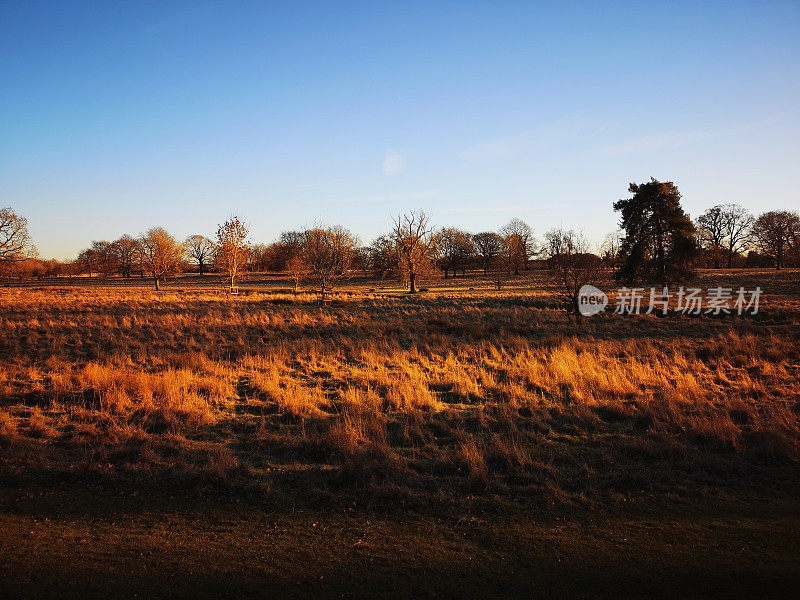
left=2, top=1, right=799, bottom=259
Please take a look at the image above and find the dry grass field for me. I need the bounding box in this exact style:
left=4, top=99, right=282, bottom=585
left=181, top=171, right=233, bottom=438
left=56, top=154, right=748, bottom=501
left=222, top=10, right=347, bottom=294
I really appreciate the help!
left=1, top=269, right=799, bottom=598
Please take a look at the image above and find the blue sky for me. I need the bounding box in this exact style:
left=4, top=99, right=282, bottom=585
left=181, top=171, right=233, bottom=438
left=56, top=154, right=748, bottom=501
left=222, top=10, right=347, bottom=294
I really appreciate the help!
left=2, top=1, right=799, bottom=259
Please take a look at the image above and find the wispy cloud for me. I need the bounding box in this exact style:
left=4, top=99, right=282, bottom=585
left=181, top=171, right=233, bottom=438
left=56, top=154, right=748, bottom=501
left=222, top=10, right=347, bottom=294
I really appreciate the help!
left=597, top=118, right=775, bottom=156
left=439, top=203, right=556, bottom=214
left=383, top=150, right=406, bottom=176
left=281, top=177, right=356, bottom=192
left=598, top=130, right=723, bottom=156
left=304, top=189, right=438, bottom=205
left=459, top=132, right=547, bottom=163
left=458, top=117, right=592, bottom=163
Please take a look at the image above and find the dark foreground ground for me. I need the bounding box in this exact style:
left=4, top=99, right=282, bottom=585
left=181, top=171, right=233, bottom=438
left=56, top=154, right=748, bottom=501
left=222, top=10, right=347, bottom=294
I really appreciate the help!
left=1, top=483, right=799, bottom=599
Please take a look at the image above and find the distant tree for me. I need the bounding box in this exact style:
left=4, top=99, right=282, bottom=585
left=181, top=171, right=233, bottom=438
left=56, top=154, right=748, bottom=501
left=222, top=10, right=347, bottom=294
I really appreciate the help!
left=391, top=210, right=435, bottom=293
left=215, top=216, right=250, bottom=292
left=286, top=253, right=308, bottom=294
left=368, top=234, right=398, bottom=279
left=248, top=243, right=270, bottom=272
left=0, top=207, right=35, bottom=267
left=500, top=218, right=534, bottom=275
left=112, top=235, right=141, bottom=278
left=185, top=234, right=215, bottom=276
left=600, top=231, right=623, bottom=267
left=76, top=247, right=98, bottom=277
left=63, top=259, right=80, bottom=282
left=697, top=204, right=753, bottom=269
left=90, top=241, right=117, bottom=277
left=720, top=205, right=755, bottom=268
left=544, top=228, right=604, bottom=324
left=614, top=178, right=698, bottom=287
left=434, top=228, right=475, bottom=277
left=751, top=210, right=800, bottom=269
left=301, top=225, right=357, bottom=301
left=138, top=227, right=185, bottom=290
left=472, top=231, right=504, bottom=276
left=695, top=206, right=726, bottom=268
left=1, top=257, right=37, bottom=281
left=352, top=246, right=373, bottom=278
left=260, top=230, right=306, bottom=272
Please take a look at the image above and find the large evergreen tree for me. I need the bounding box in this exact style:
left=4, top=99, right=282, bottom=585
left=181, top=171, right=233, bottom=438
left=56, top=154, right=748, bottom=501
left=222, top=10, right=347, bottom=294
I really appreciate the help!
left=614, top=178, right=698, bottom=287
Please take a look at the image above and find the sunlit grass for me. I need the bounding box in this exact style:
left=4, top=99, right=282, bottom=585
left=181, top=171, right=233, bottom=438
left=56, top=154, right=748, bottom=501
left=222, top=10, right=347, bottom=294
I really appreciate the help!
left=0, top=268, right=798, bottom=503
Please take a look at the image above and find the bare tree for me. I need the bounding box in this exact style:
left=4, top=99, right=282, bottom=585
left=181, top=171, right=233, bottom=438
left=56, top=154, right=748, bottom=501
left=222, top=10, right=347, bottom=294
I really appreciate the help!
left=138, top=227, right=185, bottom=290
left=76, top=247, right=98, bottom=277
left=500, top=218, right=534, bottom=275
left=720, top=204, right=754, bottom=268
left=216, top=216, right=250, bottom=292
left=600, top=231, right=623, bottom=267
left=391, top=210, right=435, bottom=293
left=248, top=243, right=269, bottom=272
left=186, top=234, right=215, bottom=276
left=301, top=225, right=357, bottom=302
left=352, top=246, right=372, bottom=278
left=90, top=241, right=117, bottom=277
left=0, top=208, right=35, bottom=264
left=368, top=234, right=398, bottom=279
left=434, top=228, right=475, bottom=278
left=696, top=206, right=726, bottom=268
left=543, top=228, right=604, bottom=324
left=472, top=231, right=504, bottom=276
left=697, top=204, right=753, bottom=268
left=112, top=235, right=141, bottom=278
left=752, top=210, right=800, bottom=269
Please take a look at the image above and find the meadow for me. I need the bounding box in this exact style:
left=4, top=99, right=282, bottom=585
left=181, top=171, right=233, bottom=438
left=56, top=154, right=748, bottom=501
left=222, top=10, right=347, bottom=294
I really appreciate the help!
left=1, top=269, right=799, bottom=598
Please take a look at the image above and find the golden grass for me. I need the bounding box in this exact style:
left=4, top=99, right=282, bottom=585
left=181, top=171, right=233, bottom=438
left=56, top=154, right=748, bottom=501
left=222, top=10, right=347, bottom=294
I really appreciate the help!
left=0, top=269, right=798, bottom=502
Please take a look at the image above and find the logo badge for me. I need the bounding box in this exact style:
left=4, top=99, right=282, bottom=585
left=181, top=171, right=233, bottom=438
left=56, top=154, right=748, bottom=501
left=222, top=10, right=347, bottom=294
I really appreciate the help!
left=578, top=285, right=608, bottom=316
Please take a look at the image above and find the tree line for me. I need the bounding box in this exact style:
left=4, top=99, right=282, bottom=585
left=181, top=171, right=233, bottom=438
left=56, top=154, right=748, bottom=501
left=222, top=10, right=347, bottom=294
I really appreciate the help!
left=2, top=179, right=799, bottom=300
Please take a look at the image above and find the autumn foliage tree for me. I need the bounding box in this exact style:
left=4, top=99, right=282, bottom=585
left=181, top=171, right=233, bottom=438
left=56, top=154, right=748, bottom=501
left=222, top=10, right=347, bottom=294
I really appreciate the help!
left=216, top=217, right=250, bottom=292
left=286, top=254, right=308, bottom=294
left=138, top=227, right=185, bottom=290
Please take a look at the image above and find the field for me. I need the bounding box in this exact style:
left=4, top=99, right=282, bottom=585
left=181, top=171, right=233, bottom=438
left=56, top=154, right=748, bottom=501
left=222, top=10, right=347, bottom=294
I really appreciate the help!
left=1, top=269, right=799, bottom=598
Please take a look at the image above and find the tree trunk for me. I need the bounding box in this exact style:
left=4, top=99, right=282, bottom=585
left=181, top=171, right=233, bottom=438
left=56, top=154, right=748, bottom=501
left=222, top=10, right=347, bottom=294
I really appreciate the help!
left=573, top=296, right=583, bottom=326
left=409, top=273, right=417, bottom=294
left=154, top=276, right=160, bottom=291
